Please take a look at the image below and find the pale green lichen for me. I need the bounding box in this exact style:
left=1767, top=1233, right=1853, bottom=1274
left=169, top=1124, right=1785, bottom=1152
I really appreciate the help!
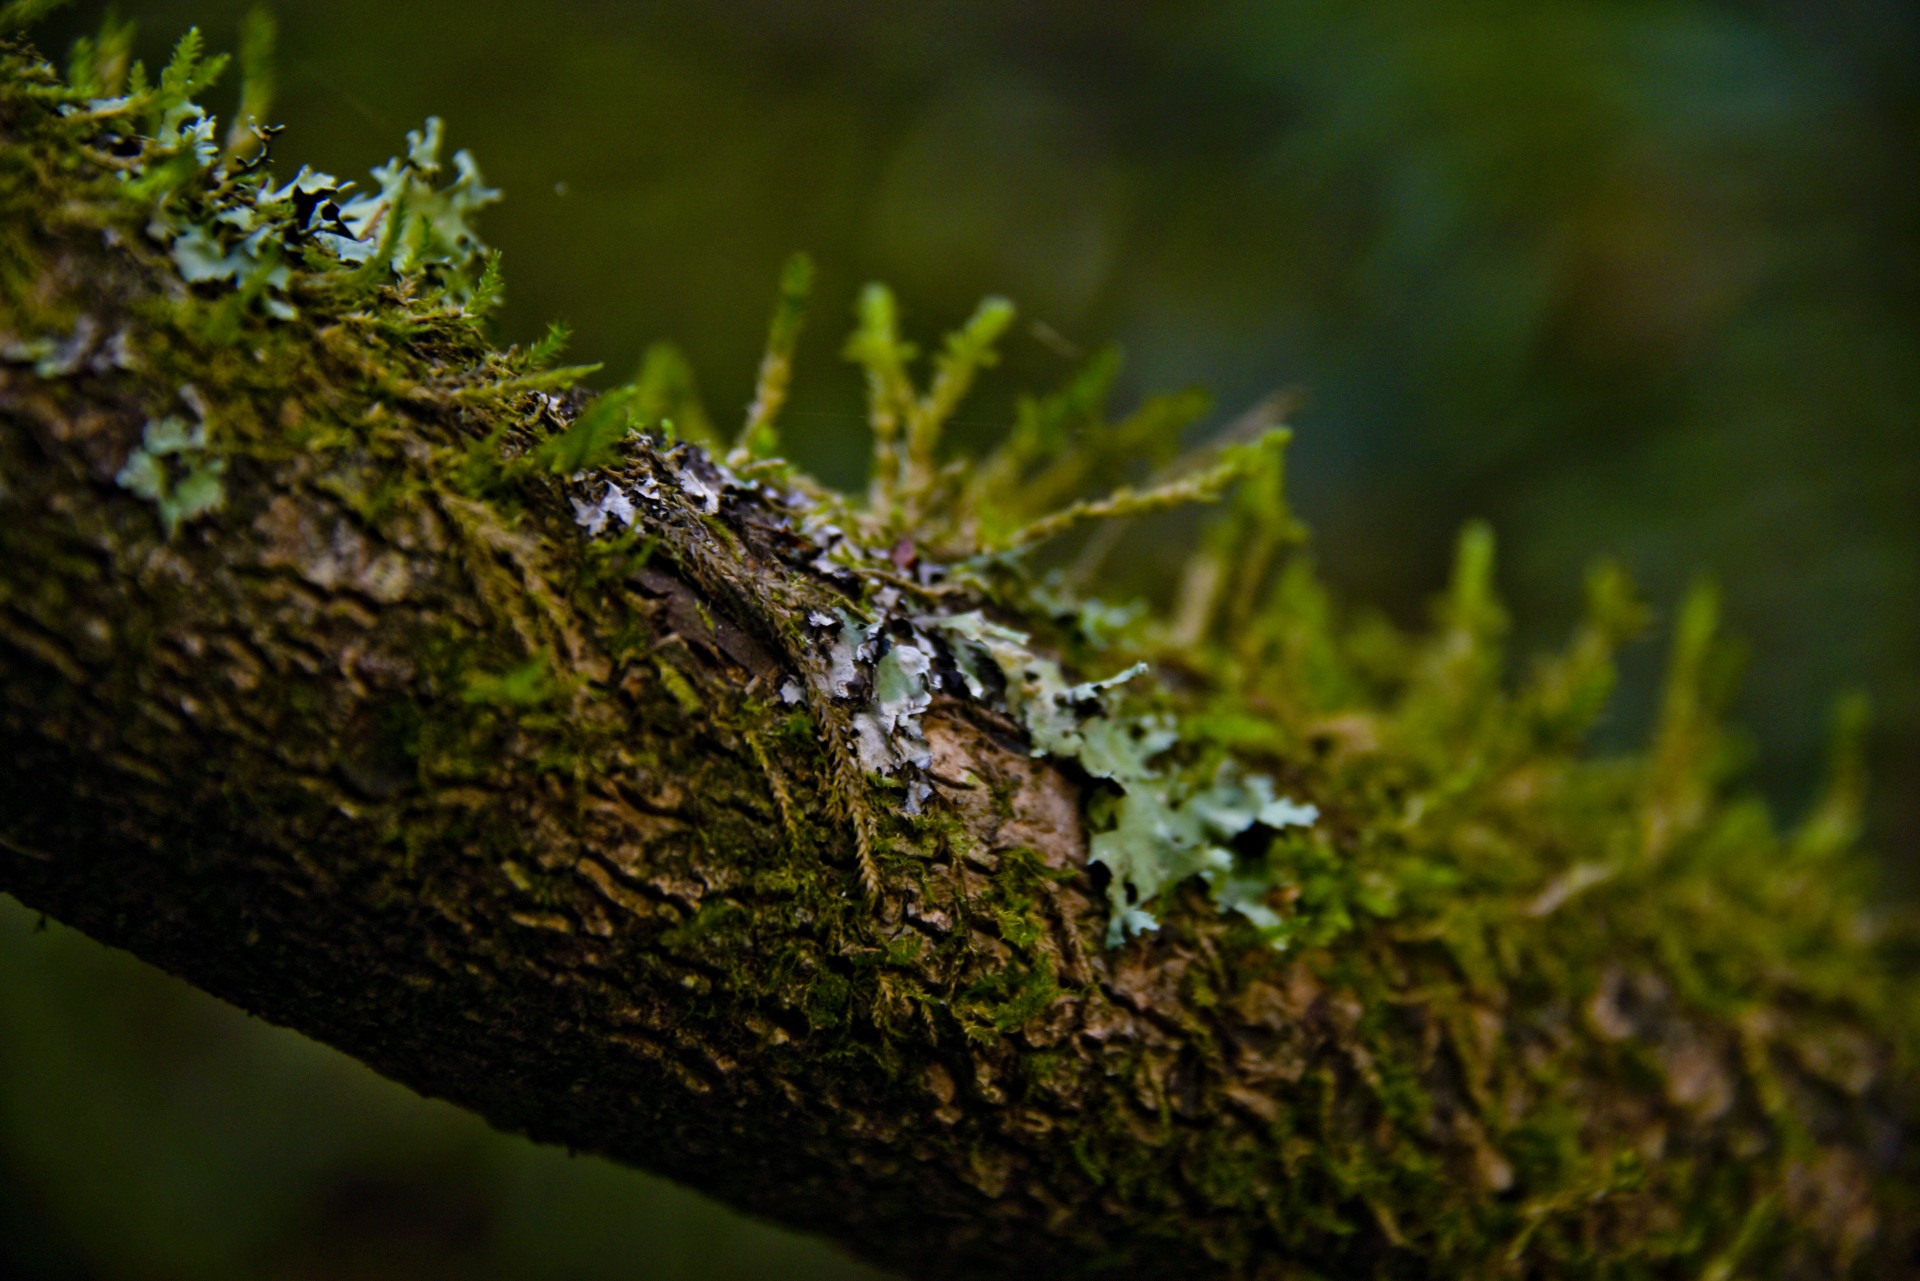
left=114, top=413, right=225, bottom=537
left=50, top=21, right=499, bottom=323
left=927, top=610, right=1316, bottom=942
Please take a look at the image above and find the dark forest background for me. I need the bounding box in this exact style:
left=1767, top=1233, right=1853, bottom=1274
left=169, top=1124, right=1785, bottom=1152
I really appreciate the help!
left=4, top=2, right=1916, bottom=1277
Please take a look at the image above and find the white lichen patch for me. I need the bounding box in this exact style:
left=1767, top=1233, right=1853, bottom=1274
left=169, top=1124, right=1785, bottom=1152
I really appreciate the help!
left=0, top=315, right=134, bottom=378
left=571, top=481, right=637, bottom=535
left=678, top=469, right=721, bottom=514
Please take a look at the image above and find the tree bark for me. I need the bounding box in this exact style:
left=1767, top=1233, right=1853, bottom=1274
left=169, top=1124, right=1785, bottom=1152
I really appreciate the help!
left=1, top=34, right=1915, bottom=1280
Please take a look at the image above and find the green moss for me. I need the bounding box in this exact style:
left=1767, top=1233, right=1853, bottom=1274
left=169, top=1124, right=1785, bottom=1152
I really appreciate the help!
left=460, top=654, right=560, bottom=708
left=659, top=899, right=744, bottom=949
left=804, top=969, right=854, bottom=1030
left=953, top=957, right=1059, bottom=1044
left=651, top=657, right=703, bottom=715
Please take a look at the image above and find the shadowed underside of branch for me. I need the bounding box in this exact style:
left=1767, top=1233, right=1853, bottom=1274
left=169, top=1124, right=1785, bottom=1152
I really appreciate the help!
left=1, top=21, right=1916, bottom=1280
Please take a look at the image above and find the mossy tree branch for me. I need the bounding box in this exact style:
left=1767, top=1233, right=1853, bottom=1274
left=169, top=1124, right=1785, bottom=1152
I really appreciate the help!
left=1, top=24, right=1916, bottom=1280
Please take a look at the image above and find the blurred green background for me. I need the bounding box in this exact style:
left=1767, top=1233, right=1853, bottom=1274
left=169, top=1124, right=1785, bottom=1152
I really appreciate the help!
left=5, top=1, right=1916, bottom=1276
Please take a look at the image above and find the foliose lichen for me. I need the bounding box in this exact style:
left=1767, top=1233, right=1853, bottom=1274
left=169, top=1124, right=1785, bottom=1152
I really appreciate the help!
left=48, top=21, right=499, bottom=324
left=114, top=409, right=225, bottom=537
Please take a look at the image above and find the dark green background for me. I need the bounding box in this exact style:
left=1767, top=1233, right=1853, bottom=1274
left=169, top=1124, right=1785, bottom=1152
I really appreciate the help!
left=5, top=2, right=1916, bottom=1276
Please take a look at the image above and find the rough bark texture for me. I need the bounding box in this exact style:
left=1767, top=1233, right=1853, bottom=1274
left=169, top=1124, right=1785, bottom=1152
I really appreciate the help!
left=2, top=30, right=1916, bottom=1281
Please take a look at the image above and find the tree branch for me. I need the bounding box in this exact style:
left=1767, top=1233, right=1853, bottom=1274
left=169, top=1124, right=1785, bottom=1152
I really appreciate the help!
left=1, top=29, right=1914, bottom=1280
